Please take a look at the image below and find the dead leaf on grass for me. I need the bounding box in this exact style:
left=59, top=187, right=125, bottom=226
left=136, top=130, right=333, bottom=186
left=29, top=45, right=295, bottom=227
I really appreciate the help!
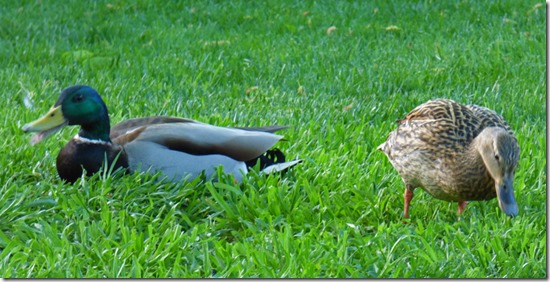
left=246, top=86, right=259, bottom=95
left=528, top=3, right=543, bottom=15
left=203, top=40, right=231, bottom=47
left=326, top=26, right=337, bottom=35
left=385, top=25, right=400, bottom=31
left=342, top=103, right=353, bottom=111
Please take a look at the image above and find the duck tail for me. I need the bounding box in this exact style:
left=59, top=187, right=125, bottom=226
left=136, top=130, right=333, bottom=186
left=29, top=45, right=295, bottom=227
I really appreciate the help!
left=260, top=159, right=302, bottom=175
left=246, top=148, right=301, bottom=174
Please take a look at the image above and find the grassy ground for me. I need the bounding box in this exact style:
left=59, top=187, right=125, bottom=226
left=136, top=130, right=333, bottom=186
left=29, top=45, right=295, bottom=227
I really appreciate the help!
left=0, top=0, right=546, bottom=278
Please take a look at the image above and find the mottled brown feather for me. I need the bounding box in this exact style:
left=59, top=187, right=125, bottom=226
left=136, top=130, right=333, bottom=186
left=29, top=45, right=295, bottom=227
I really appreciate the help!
left=379, top=98, right=519, bottom=206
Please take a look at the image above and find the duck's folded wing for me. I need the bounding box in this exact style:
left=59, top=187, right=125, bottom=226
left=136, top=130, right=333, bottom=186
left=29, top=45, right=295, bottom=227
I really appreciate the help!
left=114, top=121, right=283, bottom=161
left=110, top=117, right=197, bottom=140
left=466, top=104, right=514, bottom=135
left=234, top=125, right=289, bottom=133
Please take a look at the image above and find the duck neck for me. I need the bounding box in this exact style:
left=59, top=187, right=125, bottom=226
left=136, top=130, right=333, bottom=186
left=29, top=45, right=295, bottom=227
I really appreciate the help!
left=459, top=131, right=495, bottom=190
left=462, top=138, right=487, bottom=171
left=77, top=114, right=112, bottom=143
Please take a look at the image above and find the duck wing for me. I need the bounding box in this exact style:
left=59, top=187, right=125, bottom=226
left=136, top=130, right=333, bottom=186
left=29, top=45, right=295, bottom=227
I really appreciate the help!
left=110, top=116, right=196, bottom=140
left=111, top=117, right=284, bottom=161
left=466, top=104, right=514, bottom=135
left=235, top=125, right=289, bottom=133
left=111, top=117, right=289, bottom=137
left=380, top=99, right=483, bottom=156
left=398, top=99, right=486, bottom=142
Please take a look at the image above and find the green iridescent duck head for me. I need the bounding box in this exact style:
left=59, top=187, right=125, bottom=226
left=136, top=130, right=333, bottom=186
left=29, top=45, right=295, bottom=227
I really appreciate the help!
left=23, top=85, right=112, bottom=143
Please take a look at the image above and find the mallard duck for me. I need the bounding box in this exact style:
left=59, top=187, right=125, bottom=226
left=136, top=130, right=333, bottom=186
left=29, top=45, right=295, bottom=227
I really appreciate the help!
left=22, top=85, right=301, bottom=183
left=377, top=98, right=520, bottom=219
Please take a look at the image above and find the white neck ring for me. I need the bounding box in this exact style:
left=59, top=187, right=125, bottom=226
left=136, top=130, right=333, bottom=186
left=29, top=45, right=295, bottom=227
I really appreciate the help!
left=74, top=134, right=112, bottom=146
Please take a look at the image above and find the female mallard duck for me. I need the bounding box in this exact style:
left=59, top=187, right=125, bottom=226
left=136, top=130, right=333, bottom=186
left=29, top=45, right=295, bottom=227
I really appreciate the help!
left=378, top=98, right=520, bottom=219
left=22, top=85, right=300, bottom=183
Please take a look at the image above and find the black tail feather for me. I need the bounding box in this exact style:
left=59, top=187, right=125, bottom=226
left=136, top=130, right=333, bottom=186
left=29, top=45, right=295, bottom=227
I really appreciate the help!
left=246, top=148, right=286, bottom=170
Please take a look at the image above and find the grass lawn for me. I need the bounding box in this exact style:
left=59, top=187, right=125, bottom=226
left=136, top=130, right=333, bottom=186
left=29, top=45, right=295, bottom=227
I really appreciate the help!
left=0, top=0, right=546, bottom=278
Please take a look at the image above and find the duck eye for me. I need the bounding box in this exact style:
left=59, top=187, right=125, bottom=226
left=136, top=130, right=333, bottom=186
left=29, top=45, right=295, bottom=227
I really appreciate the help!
left=494, top=154, right=500, bottom=161
left=72, top=94, right=84, bottom=102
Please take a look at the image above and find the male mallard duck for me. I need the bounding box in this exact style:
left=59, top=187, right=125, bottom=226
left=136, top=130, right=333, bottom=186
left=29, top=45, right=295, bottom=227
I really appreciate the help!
left=377, top=98, right=520, bottom=219
left=22, top=85, right=300, bottom=183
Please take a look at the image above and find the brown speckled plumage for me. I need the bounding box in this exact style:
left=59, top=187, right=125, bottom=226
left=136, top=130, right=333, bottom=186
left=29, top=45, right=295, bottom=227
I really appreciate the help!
left=378, top=99, right=520, bottom=219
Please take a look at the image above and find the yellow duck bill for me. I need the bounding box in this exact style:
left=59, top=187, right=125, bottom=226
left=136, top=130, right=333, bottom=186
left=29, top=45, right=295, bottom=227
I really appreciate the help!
left=22, top=106, right=68, bottom=145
